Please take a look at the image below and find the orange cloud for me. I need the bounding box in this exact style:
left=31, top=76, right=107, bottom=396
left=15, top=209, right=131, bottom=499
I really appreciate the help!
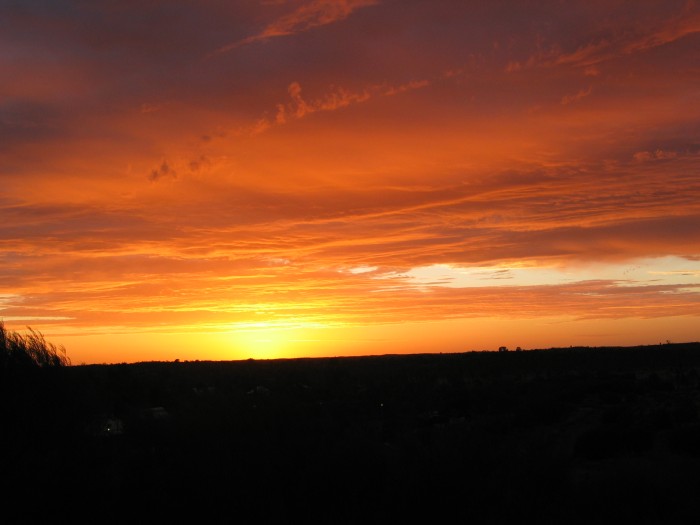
left=214, top=0, right=379, bottom=53
left=561, top=86, right=592, bottom=105
left=3, top=1, right=700, bottom=363
left=247, top=78, right=428, bottom=134
left=506, top=5, right=700, bottom=72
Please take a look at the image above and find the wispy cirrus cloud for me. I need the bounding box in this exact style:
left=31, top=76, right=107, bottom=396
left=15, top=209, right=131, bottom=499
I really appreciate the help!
left=214, top=0, right=379, bottom=54
left=507, top=5, right=700, bottom=72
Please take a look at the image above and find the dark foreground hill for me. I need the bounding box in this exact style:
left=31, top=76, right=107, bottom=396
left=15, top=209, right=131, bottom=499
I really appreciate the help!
left=3, top=342, right=700, bottom=523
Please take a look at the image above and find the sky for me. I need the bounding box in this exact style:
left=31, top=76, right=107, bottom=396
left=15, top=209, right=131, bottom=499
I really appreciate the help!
left=2, top=0, right=700, bottom=364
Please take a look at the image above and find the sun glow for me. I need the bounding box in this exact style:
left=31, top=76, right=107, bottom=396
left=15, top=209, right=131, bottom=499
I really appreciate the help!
left=226, top=321, right=326, bottom=360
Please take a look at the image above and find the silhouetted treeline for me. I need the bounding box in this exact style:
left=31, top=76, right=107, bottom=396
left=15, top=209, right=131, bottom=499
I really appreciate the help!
left=3, top=342, right=700, bottom=523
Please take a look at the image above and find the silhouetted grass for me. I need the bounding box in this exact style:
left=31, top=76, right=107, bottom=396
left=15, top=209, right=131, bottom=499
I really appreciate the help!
left=0, top=320, right=70, bottom=372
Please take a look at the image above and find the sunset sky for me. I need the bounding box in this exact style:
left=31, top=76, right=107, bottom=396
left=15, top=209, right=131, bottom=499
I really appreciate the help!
left=2, top=0, right=700, bottom=364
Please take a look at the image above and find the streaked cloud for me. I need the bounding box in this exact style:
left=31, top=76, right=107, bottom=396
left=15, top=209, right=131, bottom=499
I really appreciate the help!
left=2, top=0, right=699, bottom=363
left=508, top=3, right=700, bottom=72
left=214, top=0, right=379, bottom=53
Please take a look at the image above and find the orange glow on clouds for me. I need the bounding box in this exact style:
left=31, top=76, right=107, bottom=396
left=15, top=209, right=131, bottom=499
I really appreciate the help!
left=1, top=1, right=700, bottom=363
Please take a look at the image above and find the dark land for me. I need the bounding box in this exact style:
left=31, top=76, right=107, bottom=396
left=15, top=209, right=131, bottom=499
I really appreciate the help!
left=4, top=342, right=700, bottom=523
